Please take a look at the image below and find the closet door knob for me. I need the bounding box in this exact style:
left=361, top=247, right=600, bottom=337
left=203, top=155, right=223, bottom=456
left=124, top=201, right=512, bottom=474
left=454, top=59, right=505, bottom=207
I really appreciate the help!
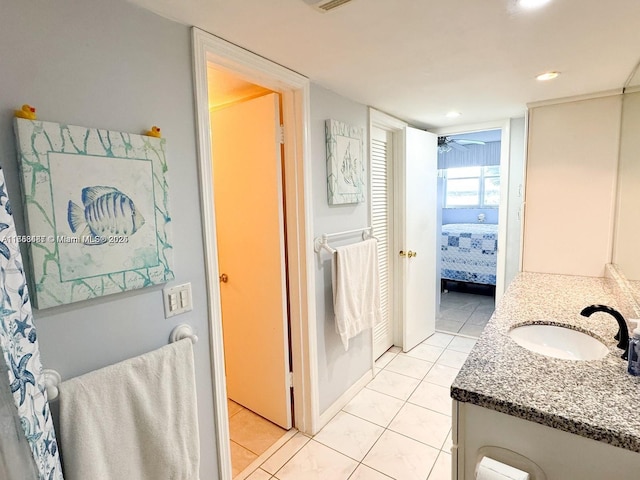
left=399, top=250, right=407, bottom=257
left=219, top=273, right=228, bottom=283
left=408, top=250, right=417, bottom=258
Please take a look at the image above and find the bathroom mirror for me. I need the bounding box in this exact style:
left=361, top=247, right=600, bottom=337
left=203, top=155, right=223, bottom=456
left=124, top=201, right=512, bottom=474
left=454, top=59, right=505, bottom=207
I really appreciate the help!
left=612, top=59, right=640, bottom=302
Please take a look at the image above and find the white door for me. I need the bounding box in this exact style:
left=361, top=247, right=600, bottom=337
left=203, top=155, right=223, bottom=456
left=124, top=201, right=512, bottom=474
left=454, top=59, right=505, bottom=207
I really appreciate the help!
left=371, top=126, right=394, bottom=359
left=211, top=93, right=292, bottom=429
left=400, top=127, right=438, bottom=352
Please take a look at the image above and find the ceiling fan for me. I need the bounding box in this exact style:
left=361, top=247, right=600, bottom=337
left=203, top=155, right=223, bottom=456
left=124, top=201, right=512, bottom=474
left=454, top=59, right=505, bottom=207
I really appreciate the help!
left=437, top=136, right=486, bottom=153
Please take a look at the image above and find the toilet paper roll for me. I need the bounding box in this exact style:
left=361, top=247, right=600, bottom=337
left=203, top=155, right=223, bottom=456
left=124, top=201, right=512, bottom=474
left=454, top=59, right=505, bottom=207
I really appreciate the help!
left=476, top=456, right=530, bottom=480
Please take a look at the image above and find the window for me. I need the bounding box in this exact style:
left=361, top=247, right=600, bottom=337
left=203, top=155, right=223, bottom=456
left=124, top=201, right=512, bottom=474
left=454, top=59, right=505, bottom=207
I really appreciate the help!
left=444, top=166, right=500, bottom=207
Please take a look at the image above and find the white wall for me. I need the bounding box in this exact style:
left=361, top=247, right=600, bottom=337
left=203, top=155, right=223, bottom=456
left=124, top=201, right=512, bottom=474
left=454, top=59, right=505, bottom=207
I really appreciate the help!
left=523, top=95, right=622, bottom=277
left=0, top=0, right=217, bottom=478
left=504, top=117, right=526, bottom=288
left=309, top=85, right=372, bottom=414
left=612, top=90, right=640, bottom=279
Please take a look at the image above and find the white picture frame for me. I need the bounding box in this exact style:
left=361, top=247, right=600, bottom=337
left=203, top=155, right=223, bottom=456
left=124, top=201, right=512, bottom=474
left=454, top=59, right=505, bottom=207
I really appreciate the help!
left=13, top=118, right=174, bottom=309
left=325, top=119, right=365, bottom=204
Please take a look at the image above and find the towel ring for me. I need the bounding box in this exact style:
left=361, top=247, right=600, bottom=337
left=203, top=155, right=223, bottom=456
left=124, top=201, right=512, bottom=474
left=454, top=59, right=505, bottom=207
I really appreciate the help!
left=43, top=369, right=61, bottom=401
left=169, top=324, right=198, bottom=344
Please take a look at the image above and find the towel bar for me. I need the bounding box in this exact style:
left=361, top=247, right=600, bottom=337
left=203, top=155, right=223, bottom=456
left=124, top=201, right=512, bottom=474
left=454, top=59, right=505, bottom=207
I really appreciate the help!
left=169, top=324, right=199, bottom=344
left=314, top=227, right=375, bottom=254
left=43, top=369, right=61, bottom=402
left=43, top=324, right=198, bottom=402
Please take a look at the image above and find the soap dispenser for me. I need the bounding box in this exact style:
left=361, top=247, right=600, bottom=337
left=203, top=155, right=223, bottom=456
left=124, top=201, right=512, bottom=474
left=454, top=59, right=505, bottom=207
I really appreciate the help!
left=628, top=320, right=640, bottom=376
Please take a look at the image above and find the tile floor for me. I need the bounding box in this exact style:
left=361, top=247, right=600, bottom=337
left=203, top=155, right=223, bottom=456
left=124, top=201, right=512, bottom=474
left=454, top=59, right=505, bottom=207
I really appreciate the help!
left=237, top=332, right=475, bottom=480
left=229, top=399, right=288, bottom=477
left=436, top=291, right=495, bottom=338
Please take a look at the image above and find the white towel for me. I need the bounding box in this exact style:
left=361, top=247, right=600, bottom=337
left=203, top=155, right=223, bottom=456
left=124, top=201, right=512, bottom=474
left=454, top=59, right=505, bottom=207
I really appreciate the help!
left=332, top=238, right=382, bottom=350
left=58, top=339, right=200, bottom=480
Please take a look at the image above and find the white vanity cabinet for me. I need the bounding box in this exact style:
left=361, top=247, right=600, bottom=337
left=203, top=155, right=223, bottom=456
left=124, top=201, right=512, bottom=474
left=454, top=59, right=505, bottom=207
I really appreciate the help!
left=451, top=272, right=640, bottom=480
left=452, top=401, right=640, bottom=480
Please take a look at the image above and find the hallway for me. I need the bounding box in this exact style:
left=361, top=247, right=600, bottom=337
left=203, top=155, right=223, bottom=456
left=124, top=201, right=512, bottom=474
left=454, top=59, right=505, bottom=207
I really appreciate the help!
left=235, top=332, right=474, bottom=479
left=436, top=291, right=495, bottom=337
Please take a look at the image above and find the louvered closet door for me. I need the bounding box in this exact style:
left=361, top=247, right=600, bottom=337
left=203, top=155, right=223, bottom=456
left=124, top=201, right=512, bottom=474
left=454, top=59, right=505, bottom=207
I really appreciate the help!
left=371, top=126, right=394, bottom=359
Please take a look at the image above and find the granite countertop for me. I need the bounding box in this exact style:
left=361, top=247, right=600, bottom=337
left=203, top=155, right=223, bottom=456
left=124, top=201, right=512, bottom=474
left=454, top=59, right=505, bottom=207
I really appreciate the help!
left=451, top=272, right=640, bottom=453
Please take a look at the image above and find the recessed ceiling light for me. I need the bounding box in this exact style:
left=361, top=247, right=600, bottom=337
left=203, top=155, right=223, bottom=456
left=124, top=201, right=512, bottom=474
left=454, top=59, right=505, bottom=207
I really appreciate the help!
left=519, top=0, right=552, bottom=9
left=446, top=111, right=461, bottom=118
left=536, top=71, right=560, bottom=81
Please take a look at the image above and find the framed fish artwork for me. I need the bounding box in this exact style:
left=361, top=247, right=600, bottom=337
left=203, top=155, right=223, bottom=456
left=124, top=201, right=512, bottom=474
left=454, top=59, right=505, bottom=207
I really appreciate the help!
left=325, top=119, right=365, bottom=205
left=13, top=118, right=174, bottom=309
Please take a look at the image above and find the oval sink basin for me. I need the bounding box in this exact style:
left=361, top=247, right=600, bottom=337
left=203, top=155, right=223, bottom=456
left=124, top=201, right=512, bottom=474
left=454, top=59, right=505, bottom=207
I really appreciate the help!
left=509, top=324, right=609, bottom=360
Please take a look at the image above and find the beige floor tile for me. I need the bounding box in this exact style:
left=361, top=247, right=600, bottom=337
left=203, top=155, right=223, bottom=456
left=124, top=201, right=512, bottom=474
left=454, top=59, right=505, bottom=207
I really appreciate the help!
left=438, top=293, right=494, bottom=338
left=349, top=464, right=394, bottom=479
left=437, top=349, right=469, bottom=369
left=439, top=301, right=478, bottom=313
left=442, top=429, right=452, bottom=451
left=474, top=303, right=495, bottom=314
left=459, top=323, right=485, bottom=337
left=275, top=440, right=357, bottom=480
left=423, top=363, right=460, bottom=387
left=385, top=354, right=433, bottom=380
left=251, top=336, right=473, bottom=479
left=409, top=382, right=453, bottom=416
left=231, top=441, right=258, bottom=477
left=423, top=332, right=455, bottom=348
left=388, top=403, right=451, bottom=449
left=230, top=408, right=287, bottom=456
left=405, top=343, right=445, bottom=363
left=261, top=432, right=310, bottom=475
left=245, top=468, right=272, bottom=480
left=478, top=295, right=496, bottom=306
left=435, top=319, right=464, bottom=333
left=228, top=398, right=244, bottom=418
left=466, top=310, right=492, bottom=325
left=428, top=451, right=452, bottom=479
left=363, top=430, right=439, bottom=480
left=343, top=387, right=405, bottom=427
left=447, top=336, right=477, bottom=354
left=366, top=370, right=420, bottom=401
left=438, top=308, right=473, bottom=322
left=313, top=411, right=384, bottom=461
left=374, top=351, right=397, bottom=369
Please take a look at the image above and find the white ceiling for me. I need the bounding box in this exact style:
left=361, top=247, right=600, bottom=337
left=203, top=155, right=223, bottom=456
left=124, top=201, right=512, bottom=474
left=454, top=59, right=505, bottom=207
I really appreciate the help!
left=207, top=66, right=272, bottom=109
left=127, top=0, right=640, bottom=129
left=448, top=130, right=502, bottom=143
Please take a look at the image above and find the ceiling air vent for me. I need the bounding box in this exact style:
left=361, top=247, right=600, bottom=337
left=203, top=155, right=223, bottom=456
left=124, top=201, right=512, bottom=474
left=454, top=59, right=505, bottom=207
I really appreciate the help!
left=303, top=0, right=354, bottom=12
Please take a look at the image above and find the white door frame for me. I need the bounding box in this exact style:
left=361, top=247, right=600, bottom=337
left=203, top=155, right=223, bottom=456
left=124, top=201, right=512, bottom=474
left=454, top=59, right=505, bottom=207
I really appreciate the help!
left=432, top=120, right=511, bottom=303
left=369, top=109, right=408, bottom=348
left=192, top=28, right=318, bottom=480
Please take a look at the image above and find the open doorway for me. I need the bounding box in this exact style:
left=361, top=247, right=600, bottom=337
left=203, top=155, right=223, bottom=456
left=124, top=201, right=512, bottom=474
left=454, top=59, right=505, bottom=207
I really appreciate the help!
left=192, top=29, right=317, bottom=480
left=435, top=129, right=502, bottom=338
left=208, top=66, right=292, bottom=476
left=369, top=109, right=439, bottom=358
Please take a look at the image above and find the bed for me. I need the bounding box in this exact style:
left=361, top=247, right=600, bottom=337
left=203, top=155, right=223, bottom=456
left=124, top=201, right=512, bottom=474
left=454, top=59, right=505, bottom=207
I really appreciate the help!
left=440, top=223, right=498, bottom=288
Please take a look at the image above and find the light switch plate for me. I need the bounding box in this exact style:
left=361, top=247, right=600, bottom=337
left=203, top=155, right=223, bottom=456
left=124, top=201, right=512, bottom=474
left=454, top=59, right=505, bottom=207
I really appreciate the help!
left=163, top=282, right=193, bottom=318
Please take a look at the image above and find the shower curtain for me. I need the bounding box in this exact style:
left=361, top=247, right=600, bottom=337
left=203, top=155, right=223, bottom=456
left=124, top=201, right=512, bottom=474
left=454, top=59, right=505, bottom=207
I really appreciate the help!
left=0, top=167, right=63, bottom=479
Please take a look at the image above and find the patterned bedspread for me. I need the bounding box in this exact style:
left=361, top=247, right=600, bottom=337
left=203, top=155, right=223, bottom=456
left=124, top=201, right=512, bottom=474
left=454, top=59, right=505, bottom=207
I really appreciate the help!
left=441, top=223, right=498, bottom=285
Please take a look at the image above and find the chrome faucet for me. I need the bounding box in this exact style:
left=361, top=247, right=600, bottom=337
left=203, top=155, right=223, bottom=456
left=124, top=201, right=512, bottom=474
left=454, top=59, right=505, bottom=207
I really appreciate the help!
left=580, top=304, right=629, bottom=360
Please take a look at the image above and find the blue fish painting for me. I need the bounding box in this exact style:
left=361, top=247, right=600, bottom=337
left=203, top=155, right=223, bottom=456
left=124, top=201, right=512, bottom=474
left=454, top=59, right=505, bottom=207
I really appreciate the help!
left=67, top=186, right=145, bottom=245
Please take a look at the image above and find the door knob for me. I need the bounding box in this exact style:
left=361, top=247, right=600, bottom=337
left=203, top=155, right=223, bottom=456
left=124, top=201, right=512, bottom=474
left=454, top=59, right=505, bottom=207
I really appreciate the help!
left=408, top=250, right=417, bottom=258
left=219, top=273, right=228, bottom=283
left=399, top=250, right=407, bottom=257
